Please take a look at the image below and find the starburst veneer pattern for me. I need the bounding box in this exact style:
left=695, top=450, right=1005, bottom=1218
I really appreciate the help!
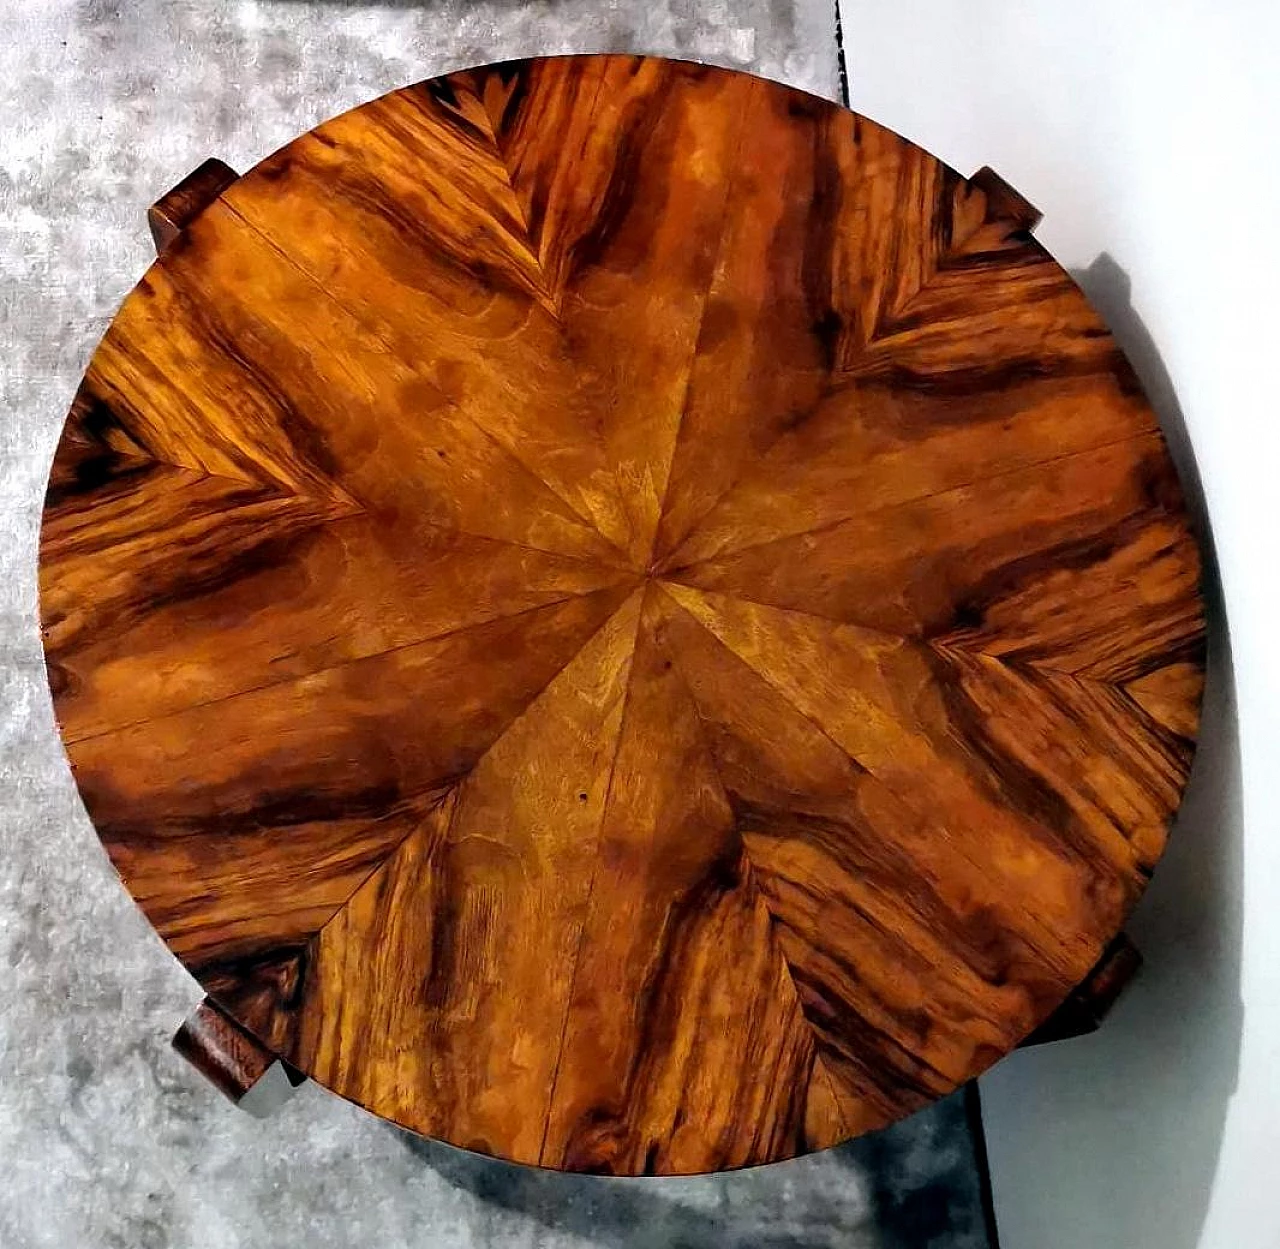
left=40, top=55, right=1205, bottom=1176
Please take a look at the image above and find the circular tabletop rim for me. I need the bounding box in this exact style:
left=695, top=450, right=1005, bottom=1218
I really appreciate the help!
left=39, top=53, right=1206, bottom=1175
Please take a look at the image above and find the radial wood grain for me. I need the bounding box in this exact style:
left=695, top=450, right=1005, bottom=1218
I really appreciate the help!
left=295, top=594, right=642, bottom=1162
left=40, top=54, right=1206, bottom=1175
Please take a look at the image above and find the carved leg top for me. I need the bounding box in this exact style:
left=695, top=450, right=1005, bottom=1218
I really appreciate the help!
left=147, top=158, right=239, bottom=254
left=172, top=996, right=301, bottom=1116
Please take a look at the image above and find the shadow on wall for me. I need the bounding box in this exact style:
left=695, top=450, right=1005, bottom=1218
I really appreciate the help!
left=397, top=1088, right=994, bottom=1249
left=979, top=253, right=1244, bottom=1249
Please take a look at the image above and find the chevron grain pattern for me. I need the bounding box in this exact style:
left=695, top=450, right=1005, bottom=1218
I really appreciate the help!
left=39, top=56, right=1205, bottom=1175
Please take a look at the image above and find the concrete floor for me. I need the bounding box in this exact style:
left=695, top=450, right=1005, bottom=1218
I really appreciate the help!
left=0, top=4, right=990, bottom=1245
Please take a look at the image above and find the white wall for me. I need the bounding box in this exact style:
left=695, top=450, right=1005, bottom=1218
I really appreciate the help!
left=838, top=3, right=1279, bottom=1246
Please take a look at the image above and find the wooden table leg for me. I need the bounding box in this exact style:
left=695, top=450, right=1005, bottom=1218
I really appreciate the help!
left=172, top=996, right=303, bottom=1116
left=1020, top=933, right=1143, bottom=1046
left=147, top=158, right=239, bottom=255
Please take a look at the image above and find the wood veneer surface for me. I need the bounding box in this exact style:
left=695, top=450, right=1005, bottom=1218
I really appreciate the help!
left=40, top=55, right=1205, bottom=1175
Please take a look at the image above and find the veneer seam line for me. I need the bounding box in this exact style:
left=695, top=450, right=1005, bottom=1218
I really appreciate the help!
left=214, top=793, right=458, bottom=1069
left=535, top=587, right=646, bottom=1166
left=657, top=634, right=855, bottom=1138
left=647, top=78, right=762, bottom=563
left=262, top=590, right=645, bottom=1063
left=658, top=426, right=1176, bottom=576
left=219, top=199, right=631, bottom=562
left=466, top=72, right=562, bottom=319
left=655, top=586, right=1089, bottom=970
left=662, top=580, right=1199, bottom=691
left=70, top=369, right=366, bottom=511
left=462, top=61, right=641, bottom=556
left=61, top=584, right=637, bottom=747
left=305, top=789, right=458, bottom=957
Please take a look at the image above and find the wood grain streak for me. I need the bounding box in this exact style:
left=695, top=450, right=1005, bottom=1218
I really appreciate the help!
left=668, top=431, right=1201, bottom=680
left=294, top=593, right=641, bottom=1161
left=541, top=588, right=847, bottom=1174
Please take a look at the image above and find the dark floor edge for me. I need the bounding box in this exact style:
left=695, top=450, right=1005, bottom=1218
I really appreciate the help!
left=834, top=0, right=850, bottom=106
left=965, top=1083, right=1003, bottom=1249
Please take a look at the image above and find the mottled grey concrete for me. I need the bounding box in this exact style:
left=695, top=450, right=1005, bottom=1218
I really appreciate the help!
left=0, top=3, right=989, bottom=1246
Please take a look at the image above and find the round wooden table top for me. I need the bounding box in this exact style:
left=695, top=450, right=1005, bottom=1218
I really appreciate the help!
left=40, top=55, right=1206, bottom=1175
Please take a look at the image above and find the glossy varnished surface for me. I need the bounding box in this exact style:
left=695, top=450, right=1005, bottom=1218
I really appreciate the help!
left=39, top=55, right=1205, bottom=1174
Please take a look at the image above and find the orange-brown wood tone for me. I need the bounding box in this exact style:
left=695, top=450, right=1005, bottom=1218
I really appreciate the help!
left=39, top=55, right=1205, bottom=1175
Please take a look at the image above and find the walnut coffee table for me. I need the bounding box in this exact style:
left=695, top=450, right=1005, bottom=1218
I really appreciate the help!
left=40, top=55, right=1205, bottom=1175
